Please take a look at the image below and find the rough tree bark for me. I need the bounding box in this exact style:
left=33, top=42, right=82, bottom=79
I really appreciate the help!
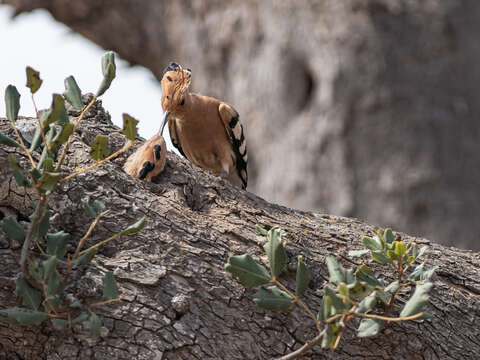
left=0, top=99, right=479, bottom=359
left=3, top=0, right=480, bottom=249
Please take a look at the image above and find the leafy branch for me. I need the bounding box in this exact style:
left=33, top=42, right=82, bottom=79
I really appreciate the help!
left=225, top=226, right=437, bottom=359
left=0, top=51, right=147, bottom=336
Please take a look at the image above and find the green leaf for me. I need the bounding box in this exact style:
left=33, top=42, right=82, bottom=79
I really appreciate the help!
left=400, top=282, right=432, bottom=317
left=5, top=85, right=20, bottom=123
left=394, top=241, right=407, bottom=257
left=225, top=254, right=271, bottom=288
left=384, top=228, right=395, bottom=244
left=63, top=76, right=83, bottom=110
left=81, top=199, right=96, bottom=217
left=90, top=135, right=110, bottom=160
left=344, top=268, right=355, bottom=285
left=31, top=209, right=51, bottom=239
left=42, top=94, right=65, bottom=127
left=295, top=256, right=311, bottom=297
left=371, top=250, right=390, bottom=265
left=46, top=231, right=69, bottom=259
left=42, top=256, right=57, bottom=280
left=51, top=123, right=74, bottom=148
left=85, top=313, right=102, bottom=336
left=321, top=323, right=337, bottom=349
left=263, top=228, right=287, bottom=279
left=43, top=296, right=62, bottom=313
left=27, top=258, right=44, bottom=283
left=317, top=297, right=327, bottom=322
left=37, top=172, right=62, bottom=192
left=44, top=125, right=57, bottom=147
left=29, top=123, right=45, bottom=152
left=384, top=281, right=400, bottom=300
left=0, top=308, right=47, bottom=325
left=101, top=51, right=116, bottom=76
left=375, top=289, right=390, bottom=304
left=355, top=265, right=384, bottom=288
left=256, top=224, right=268, bottom=235
left=121, top=113, right=139, bottom=141
left=43, top=157, right=54, bottom=172
left=29, top=168, right=42, bottom=182
left=325, top=257, right=345, bottom=285
left=57, top=107, right=69, bottom=125
left=121, top=216, right=146, bottom=235
left=1, top=216, right=25, bottom=244
left=362, top=236, right=383, bottom=251
left=386, top=250, right=398, bottom=261
left=52, top=318, right=68, bottom=330
left=26, top=66, right=43, bottom=94
left=408, top=263, right=438, bottom=281
left=93, top=200, right=106, bottom=213
left=102, top=271, right=119, bottom=299
left=356, top=292, right=377, bottom=314
left=411, top=243, right=419, bottom=258
left=72, top=312, right=88, bottom=325
left=70, top=300, right=82, bottom=309
left=347, top=281, right=372, bottom=301
left=253, top=286, right=293, bottom=312
left=0, top=132, right=20, bottom=148
left=324, top=286, right=345, bottom=313
left=73, top=248, right=98, bottom=266
left=357, top=318, right=385, bottom=338
left=97, top=51, right=116, bottom=96
left=348, top=249, right=369, bottom=258
left=416, top=246, right=429, bottom=259
left=338, top=282, right=349, bottom=297
left=16, top=276, right=42, bottom=310
left=8, top=154, right=32, bottom=188
left=46, top=271, right=63, bottom=297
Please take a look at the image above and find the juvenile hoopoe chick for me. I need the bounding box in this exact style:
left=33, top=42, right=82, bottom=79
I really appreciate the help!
left=159, top=62, right=248, bottom=189
left=123, top=134, right=167, bottom=181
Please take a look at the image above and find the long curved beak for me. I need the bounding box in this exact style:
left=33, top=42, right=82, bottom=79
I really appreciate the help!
left=159, top=111, right=169, bottom=135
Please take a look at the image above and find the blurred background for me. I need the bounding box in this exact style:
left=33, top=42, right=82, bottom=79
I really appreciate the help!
left=1, top=1, right=479, bottom=250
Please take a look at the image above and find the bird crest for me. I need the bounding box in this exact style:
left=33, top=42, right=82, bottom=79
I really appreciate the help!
left=161, top=62, right=192, bottom=113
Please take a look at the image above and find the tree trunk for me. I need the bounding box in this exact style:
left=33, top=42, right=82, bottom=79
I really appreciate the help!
left=4, top=0, right=480, bottom=250
left=0, top=99, right=479, bottom=359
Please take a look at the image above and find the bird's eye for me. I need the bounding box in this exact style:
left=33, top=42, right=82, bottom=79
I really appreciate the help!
left=167, top=76, right=173, bottom=82
left=180, top=98, right=185, bottom=106
left=166, top=96, right=169, bottom=99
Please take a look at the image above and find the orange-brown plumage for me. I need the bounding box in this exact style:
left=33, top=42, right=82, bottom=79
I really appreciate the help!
left=160, top=62, right=248, bottom=189
left=123, top=134, right=167, bottom=181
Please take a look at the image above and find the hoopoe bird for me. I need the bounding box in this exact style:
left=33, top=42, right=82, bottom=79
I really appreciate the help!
left=159, top=62, right=248, bottom=189
left=123, top=134, right=167, bottom=181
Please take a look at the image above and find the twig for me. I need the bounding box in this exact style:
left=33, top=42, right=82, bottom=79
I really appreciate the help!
left=275, top=330, right=325, bottom=360
left=73, top=210, right=109, bottom=259
left=79, top=232, right=122, bottom=255
left=34, top=237, right=46, bottom=256
left=272, top=279, right=322, bottom=332
left=19, top=196, right=47, bottom=270
left=89, top=296, right=123, bottom=308
left=10, top=118, right=37, bottom=169
left=355, top=311, right=425, bottom=322
left=60, top=141, right=134, bottom=182
left=32, top=95, right=49, bottom=152
left=42, top=277, right=58, bottom=315
left=54, top=96, right=96, bottom=172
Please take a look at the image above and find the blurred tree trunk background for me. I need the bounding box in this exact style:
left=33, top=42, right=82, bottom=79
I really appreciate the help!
left=4, top=0, right=480, bottom=250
